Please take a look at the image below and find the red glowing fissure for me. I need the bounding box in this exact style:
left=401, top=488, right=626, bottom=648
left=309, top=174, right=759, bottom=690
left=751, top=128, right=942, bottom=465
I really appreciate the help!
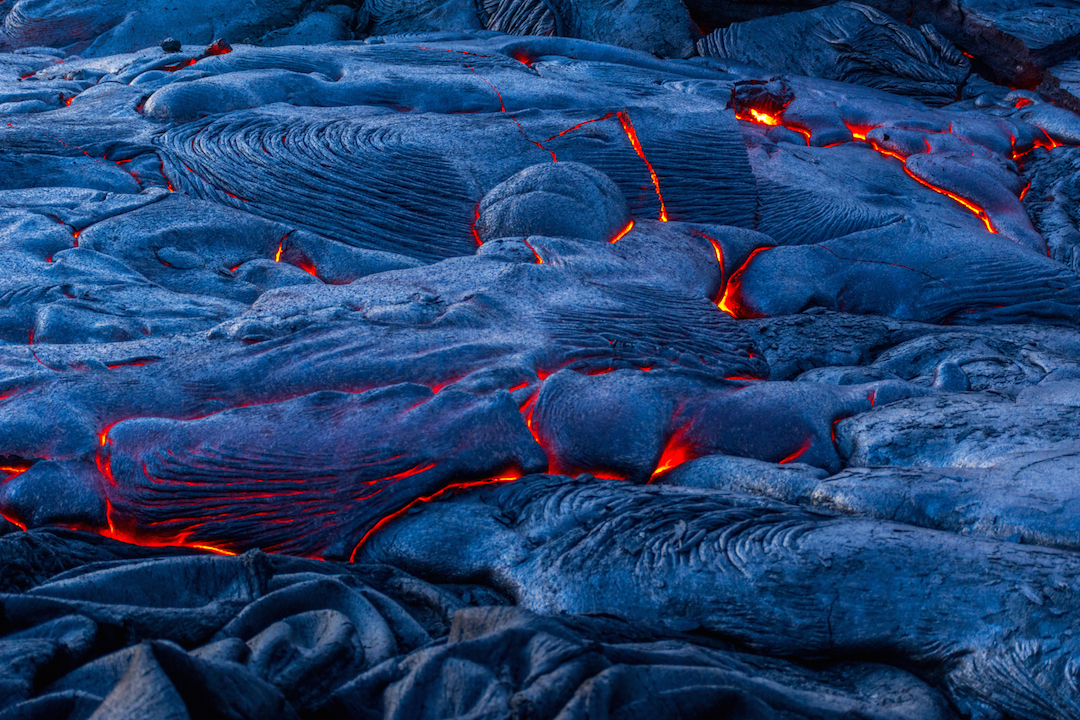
left=616, top=112, right=668, bottom=221
left=471, top=202, right=483, bottom=246
left=610, top=219, right=634, bottom=243
left=546, top=112, right=668, bottom=222
left=469, top=67, right=556, bottom=162
left=903, top=166, right=997, bottom=234
left=718, top=247, right=769, bottom=317
left=522, top=237, right=544, bottom=264
left=736, top=108, right=810, bottom=145
left=746, top=112, right=1000, bottom=233
left=102, top=499, right=237, bottom=556
left=348, top=472, right=521, bottom=561
left=778, top=437, right=812, bottom=464
left=650, top=428, right=695, bottom=481
left=692, top=230, right=726, bottom=303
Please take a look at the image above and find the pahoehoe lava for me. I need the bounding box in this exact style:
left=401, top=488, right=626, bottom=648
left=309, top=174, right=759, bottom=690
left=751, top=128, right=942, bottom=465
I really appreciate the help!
left=3, top=0, right=1080, bottom=718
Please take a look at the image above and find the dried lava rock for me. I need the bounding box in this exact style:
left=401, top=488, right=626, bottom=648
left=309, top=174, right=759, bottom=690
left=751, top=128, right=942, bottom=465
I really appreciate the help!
left=1, top=1, right=1080, bottom=719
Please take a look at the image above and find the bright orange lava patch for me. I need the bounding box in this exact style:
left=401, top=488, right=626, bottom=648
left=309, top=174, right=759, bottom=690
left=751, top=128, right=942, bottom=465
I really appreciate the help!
left=610, top=220, right=634, bottom=243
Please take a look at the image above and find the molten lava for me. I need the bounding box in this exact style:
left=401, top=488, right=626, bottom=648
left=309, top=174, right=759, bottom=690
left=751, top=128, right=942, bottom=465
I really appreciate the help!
left=718, top=248, right=768, bottom=318
left=650, top=428, right=695, bottom=481
left=548, top=113, right=668, bottom=221
left=616, top=112, right=668, bottom=221
left=469, top=67, right=555, bottom=162
left=348, top=472, right=521, bottom=560
left=522, top=238, right=544, bottom=264
left=472, top=203, right=482, bottom=245
left=903, top=167, right=997, bottom=234
left=610, top=219, right=634, bottom=243
left=778, top=437, right=812, bottom=464
left=736, top=107, right=810, bottom=145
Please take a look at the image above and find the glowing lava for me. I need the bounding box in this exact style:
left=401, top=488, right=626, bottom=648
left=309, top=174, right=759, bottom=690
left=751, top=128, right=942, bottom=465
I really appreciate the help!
left=650, top=429, right=695, bottom=481
left=610, top=220, right=634, bottom=243
left=469, top=67, right=556, bottom=162
left=736, top=107, right=810, bottom=145
left=472, top=203, right=483, bottom=246
left=348, top=472, right=521, bottom=560
left=718, top=248, right=769, bottom=318
left=778, top=437, right=812, bottom=464
left=903, top=166, right=997, bottom=234
left=548, top=112, right=668, bottom=221
left=522, top=238, right=544, bottom=264
left=616, top=112, right=668, bottom=221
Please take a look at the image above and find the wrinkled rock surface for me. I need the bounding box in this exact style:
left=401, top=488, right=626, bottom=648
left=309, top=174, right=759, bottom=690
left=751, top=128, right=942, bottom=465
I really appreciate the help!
left=1, top=0, right=1080, bottom=718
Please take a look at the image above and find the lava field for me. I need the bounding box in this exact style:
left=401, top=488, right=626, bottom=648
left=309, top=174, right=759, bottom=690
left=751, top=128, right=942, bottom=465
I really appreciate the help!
left=2, top=0, right=1080, bottom=718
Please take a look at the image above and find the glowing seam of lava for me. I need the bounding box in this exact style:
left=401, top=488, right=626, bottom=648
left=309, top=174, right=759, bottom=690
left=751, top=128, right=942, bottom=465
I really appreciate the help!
left=717, top=247, right=768, bottom=317
left=522, top=238, right=544, bottom=264
left=902, top=166, right=997, bottom=233
left=778, top=437, right=812, bottom=464
left=650, top=429, right=695, bottom=481
left=773, top=118, right=996, bottom=233
left=616, top=112, right=668, bottom=221
left=2, top=513, right=26, bottom=531
left=545, top=113, right=616, bottom=142
left=0, top=466, right=29, bottom=477
left=348, top=473, right=521, bottom=561
left=736, top=109, right=810, bottom=145
left=472, top=203, right=483, bottom=246
left=103, top=499, right=237, bottom=556
left=610, top=220, right=634, bottom=243
left=469, top=67, right=556, bottom=162
left=545, top=112, right=668, bottom=221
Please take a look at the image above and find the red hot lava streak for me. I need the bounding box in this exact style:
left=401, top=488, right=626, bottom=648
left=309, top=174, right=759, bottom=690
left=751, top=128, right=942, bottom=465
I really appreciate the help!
left=718, top=247, right=768, bottom=317
left=610, top=220, right=634, bottom=243
left=650, top=428, right=696, bottom=481
left=548, top=112, right=669, bottom=222
left=778, top=437, right=812, bottom=464
left=741, top=110, right=1001, bottom=234
left=615, top=112, right=668, bottom=221
left=348, top=472, right=521, bottom=560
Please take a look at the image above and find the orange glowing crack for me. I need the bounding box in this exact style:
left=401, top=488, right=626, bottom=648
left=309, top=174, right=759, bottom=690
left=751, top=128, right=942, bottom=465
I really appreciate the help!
left=546, top=113, right=616, bottom=142
left=589, top=471, right=626, bottom=480
left=472, top=203, right=483, bottom=246
left=102, top=499, right=236, bottom=555
left=650, top=428, right=695, bottom=481
left=903, top=166, right=996, bottom=233
left=718, top=247, right=768, bottom=317
left=778, top=437, right=812, bottom=464
left=737, top=109, right=810, bottom=145
left=522, top=238, right=544, bottom=264
left=616, top=112, right=668, bottom=221
left=547, top=112, right=668, bottom=220
left=869, top=142, right=907, bottom=162
left=163, top=58, right=197, bottom=72
left=692, top=231, right=726, bottom=303
left=2, top=513, right=26, bottom=531
left=610, top=219, right=634, bottom=243
left=469, top=67, right=556, bottom=162
left=843, top=121, right=871, bottom=141
left=349, top=472, right=521, bottom=560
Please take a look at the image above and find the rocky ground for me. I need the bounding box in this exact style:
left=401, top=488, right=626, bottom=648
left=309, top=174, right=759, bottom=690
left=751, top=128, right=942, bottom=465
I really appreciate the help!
left=2, top=0, right=1080, bottom=718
